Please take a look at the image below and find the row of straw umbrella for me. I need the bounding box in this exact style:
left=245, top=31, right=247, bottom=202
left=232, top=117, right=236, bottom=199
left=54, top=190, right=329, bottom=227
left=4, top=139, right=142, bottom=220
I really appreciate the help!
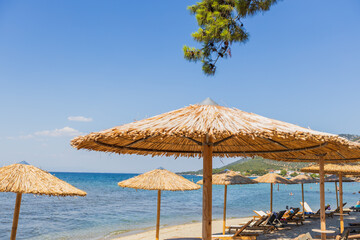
left=71, top=98, right=360, bottom=240
left=301, top=163, right=360, bottom=234
left=197, top=169, right=357, bottom=239
left=2, top=162, right=357, bottom=240
left=0, top=163, right=200, bottom=240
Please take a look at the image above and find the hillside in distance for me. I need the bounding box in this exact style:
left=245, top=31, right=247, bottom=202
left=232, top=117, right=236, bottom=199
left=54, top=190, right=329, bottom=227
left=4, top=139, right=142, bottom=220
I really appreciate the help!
left=179, top=157, right=309, bottom=175
left=339, top=134, right=360, bottom=142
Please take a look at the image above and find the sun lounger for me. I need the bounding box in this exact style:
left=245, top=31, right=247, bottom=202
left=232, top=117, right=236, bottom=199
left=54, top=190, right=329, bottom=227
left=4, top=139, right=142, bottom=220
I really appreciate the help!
left=331, top=203, right=351, bottom=214
left=253, top=210, right=267, bottom=219
left=228, top=216, right=268, bottom=231
left=273, top=210, right=286, bottom=226
left=281, top=208, right=304, bottom=225
left=213, top=219, right=259, bottom=240
left=303, top=204, right=334, bottom=218
left=228, top=214, right=277, bottom=234
left=349, top=206, right=360, bottom=212
left=300, top=202, right=315, bottom=217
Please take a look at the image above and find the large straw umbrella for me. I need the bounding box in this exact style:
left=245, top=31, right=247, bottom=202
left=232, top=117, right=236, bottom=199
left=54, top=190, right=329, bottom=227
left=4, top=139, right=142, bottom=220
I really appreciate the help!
left=290, top=174, right=318, bottom=220
left=118, top=168, right=200, bottom=240
left=197, top=170, right=257, bottom=234
left=0, top=163, right=87, bottom=240
left=302, top=164, right=360, bottom=233
left=255, top=173, right=294, bottom=212
left=71, top=98, right=360, bottom=240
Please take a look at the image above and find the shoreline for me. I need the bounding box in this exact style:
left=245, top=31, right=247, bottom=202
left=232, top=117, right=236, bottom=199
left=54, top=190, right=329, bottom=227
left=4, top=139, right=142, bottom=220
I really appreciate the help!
left=112, top=216, right=252, bottom=240
left=112, top=213, right=360, bottom=240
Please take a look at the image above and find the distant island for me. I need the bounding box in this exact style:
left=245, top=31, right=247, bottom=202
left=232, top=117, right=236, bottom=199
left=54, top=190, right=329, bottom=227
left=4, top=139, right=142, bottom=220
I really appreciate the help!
left=179, top=133, right=360, bottom=177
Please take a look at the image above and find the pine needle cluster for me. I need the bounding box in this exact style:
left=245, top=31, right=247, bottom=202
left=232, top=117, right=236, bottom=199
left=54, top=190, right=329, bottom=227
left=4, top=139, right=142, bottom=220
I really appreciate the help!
left=183, top=0, right=278, bottom=76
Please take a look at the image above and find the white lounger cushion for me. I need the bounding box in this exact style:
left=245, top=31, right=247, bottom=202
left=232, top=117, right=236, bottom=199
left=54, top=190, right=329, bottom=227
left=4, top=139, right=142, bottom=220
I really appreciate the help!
left=254, top=210, right=267, bottom=216
left=300, top=202, right=313, bottom=213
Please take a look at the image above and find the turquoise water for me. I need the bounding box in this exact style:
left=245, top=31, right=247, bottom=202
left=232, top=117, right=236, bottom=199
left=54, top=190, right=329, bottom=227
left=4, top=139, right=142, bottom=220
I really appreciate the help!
left=0, top=172, right=360, bottom=239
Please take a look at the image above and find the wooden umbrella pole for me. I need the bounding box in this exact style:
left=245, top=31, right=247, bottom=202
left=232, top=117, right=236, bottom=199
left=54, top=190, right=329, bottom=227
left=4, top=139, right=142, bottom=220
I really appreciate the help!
left=270, top=183, right=273, bottom=212
left=223, top=185, right=227, bottom=235
left=156, top=190, right=161, bottom=240
left=202, top=136, right=213, bottom=240
left=11, top=193, right=22, bottom=240
left=302, top=183, right=305, bottom=220
left=335, top=182, right=339, bottom=208
left=319, top=156, right=326, bottom=240
left=339, top=173, right=344, bottom=233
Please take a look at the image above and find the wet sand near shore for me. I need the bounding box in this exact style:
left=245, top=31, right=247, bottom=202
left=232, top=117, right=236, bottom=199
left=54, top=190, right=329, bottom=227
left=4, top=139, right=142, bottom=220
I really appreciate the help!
left=114, top=213, right=360, bottom=240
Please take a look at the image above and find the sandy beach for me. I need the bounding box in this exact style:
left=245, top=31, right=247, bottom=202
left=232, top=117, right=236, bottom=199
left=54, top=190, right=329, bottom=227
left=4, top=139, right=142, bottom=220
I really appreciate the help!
left=114, top=212, right=360, bottom=240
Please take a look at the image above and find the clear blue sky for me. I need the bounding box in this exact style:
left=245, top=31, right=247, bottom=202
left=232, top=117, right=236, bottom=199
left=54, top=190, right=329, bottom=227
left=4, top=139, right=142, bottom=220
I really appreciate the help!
left=0, top=0, right=359, bottom=173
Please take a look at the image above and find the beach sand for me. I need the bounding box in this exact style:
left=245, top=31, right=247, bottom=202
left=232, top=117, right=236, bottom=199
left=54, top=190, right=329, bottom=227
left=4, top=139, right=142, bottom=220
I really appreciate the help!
left=114, top=212, right=360, bottom=240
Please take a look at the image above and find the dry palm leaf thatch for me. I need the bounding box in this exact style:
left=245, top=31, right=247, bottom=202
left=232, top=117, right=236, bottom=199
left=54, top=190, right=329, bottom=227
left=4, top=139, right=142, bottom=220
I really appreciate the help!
left=301, top=163, right=360, bottom=176
left=290, top=174, right=317, bottom=184
left=255, top=173, right=294, bottom=184
left=197, top=170, right=256, bottom=185
left=324, top=175, right=355, bottom=182
left=118, top=168, right=200, bottom=191
left=71, top=98, right=360, bottom=162
left=0, top=164, right=87, bottom=196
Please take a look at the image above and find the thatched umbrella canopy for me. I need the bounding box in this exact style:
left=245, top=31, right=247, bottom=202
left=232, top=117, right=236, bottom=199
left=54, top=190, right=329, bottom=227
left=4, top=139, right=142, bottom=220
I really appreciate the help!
left=302, top=164, right=359, bottom=233
left=196, top=170, right=256, bottom=185
left=255, top=173, right=294, bottom=212
left=302, top=163, right=360, bottom=176
left=290, top=175, right=318, bottom=219
left=0, top=164, right=86, bottom=240
left=324, top=175, right=355, bottom=183
left=197, top=170, right=256, bottom=234
left=71, top=98, right=360, bottom=240
left=118, top=168, right=200, bottom=240
left=291, top=174, right=318, bottom=184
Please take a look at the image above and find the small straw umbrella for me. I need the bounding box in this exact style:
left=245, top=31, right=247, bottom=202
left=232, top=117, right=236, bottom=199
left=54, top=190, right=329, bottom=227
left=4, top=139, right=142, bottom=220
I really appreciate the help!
left=118, top=168, right=200, bottom=240
left=0, top=163, right=87, bottom=240
left=302, top=164, right=360, bottom=233
left=71, top=98, right=360, bottom=240
left=255, top=173, right=294, bottom=212
left=290, top=174, right=318, bottom=220
left=197, top=170, right=257, bottom=234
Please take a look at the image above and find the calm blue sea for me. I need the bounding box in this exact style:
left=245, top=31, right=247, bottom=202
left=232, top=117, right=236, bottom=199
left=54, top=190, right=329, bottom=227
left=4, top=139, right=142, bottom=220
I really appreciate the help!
left=0, top=172, right=360, bottom=240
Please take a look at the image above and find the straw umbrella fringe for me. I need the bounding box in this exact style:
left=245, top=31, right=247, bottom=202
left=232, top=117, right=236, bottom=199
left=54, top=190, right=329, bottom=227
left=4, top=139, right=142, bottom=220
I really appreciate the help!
left=290, top=175, right=318, bottom=220
left=118, top=168, right=200, bottom=240
left=0, top=164, right=86, bottom=240
left=255, top=173, right=294, bottom=212
left=71, top=98, right=360, bottom=240
left=197, top=170, right=257, bottom=234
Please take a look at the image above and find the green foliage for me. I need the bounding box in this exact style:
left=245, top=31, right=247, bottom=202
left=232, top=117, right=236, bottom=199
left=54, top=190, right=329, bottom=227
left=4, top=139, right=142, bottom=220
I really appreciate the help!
left=279, top=169, right=287, bottom=177
left=290, top=172, right=298, bottom=177
left=179, top=157, right=309, bottom=175
left=183, top=0, right=278, bottom=75
left=310, top=173, right=319, bottom=179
